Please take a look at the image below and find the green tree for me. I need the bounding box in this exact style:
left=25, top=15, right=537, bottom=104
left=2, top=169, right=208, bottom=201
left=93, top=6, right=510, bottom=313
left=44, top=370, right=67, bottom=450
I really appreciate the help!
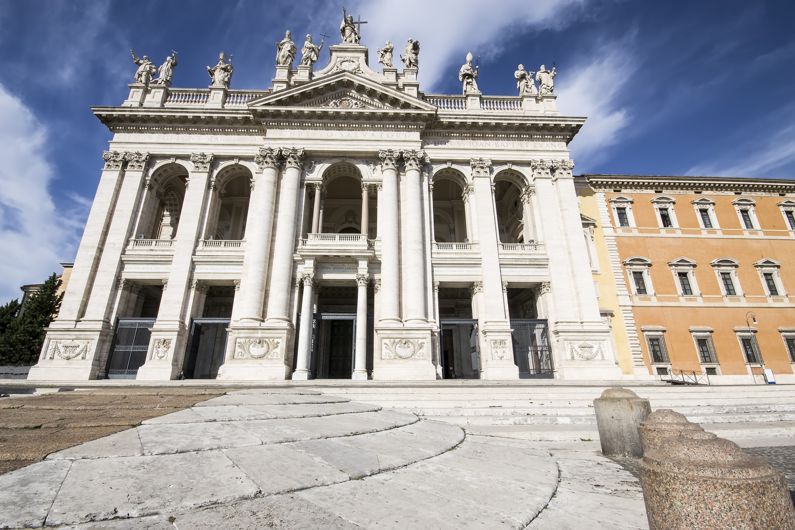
left=0, top=274, right=63, bottom=366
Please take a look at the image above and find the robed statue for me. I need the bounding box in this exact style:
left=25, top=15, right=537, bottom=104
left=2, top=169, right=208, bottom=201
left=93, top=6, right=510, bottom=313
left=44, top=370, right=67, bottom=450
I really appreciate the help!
left=340, top=12, right=360, bottom=44
left=276, top=31, right=297, bottom=67
left=536, top=64, right=557, bottom=95
left=377, top=41, right=394, bottom=68
left=514, top=64, right=537, bottom=96
left=300, top=34, right=323, bottom=67
left=130, top=50, right=157, bottom=86
left=458, top=52, right=479, bottom=94
left=207, top=52, right=233, bottom=88
left=153, top=51, right=178, bottom=86
left=401, top=39, right=420, bottom=69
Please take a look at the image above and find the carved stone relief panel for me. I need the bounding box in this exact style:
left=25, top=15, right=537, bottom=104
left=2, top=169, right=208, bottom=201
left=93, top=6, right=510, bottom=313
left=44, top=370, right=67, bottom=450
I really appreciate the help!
left=234, top=337, right=282, bottom=360
left=381, top=338, right=428, bottom=360
left=46, top=340, right=91, bottom=361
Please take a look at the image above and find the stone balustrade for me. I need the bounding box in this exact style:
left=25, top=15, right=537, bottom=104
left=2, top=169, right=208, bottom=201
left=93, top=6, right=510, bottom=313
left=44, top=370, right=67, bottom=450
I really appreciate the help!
left=127, top=238, right=174, bottom=249
left=498, top=242, right=543, bottom=253
left=198, top=239, right=245, bottom=250
left=433, top=241, right=478, bottom=252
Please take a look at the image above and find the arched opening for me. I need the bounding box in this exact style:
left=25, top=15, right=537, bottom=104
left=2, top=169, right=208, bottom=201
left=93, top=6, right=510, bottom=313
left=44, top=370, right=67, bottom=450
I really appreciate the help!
left=493, top=171, right=532, bottom=243
left=137, top=163, right=188, bottom=240
left=319, top=162, right=366, bottom=234
left=432, top=174, right=469, bottom=243
left=205, top=167, right=252, bottom=240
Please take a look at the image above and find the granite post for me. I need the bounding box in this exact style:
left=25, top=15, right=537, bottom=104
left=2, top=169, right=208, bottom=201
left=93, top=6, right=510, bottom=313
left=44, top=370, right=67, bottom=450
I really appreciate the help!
left=593, top=387, right=651, bottom=457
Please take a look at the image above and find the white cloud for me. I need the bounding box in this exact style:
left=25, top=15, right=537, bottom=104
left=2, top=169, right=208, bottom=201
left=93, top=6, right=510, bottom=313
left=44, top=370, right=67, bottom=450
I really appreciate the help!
left=557, top=42, right=636, bottom=168
left=687, top=121, right=795, bottom=178
left=0, top=85, right=87, bottom=302
left=350, top=0, right=587, bottom=90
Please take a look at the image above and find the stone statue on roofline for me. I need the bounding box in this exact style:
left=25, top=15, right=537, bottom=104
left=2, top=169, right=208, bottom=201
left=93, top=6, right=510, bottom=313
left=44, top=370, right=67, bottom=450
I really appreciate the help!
left=207, top=52, right=233, bottom=88
left=130, top=49, right=157, bottom=86
left=536, top=64, right=557, bottom=95
left=459, top=51, right=479, bottom=94
left=339, top=9, right=361, bottom=44
left=514, top=64, right=537, bottom=96
left=377, top=41, right=394, bottom=68
left=300, top=34, right=323, bottom=67
left=276, top=30, right=297, bottom=67
left=153, top=51, right=178, bottom=86
left=401, top=39, right=420, bottom=69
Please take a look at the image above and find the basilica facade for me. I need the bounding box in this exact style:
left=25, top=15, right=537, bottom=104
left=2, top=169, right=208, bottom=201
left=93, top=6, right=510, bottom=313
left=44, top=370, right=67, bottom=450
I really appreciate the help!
left=29, top=36, right=625, bottom=382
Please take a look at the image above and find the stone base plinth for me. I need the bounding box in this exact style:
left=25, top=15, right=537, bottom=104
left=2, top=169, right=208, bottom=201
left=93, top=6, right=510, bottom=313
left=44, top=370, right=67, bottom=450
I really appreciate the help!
left=552, top=328, right=624, bottom=380
left=594, top=388, right=651, bottom=458
left=351, top=370, right=368, bottom=381
left=372, top=327, right=436, bottom=380
left=478, top=327, right=519, bottom=380
left=206, top=87, right=227, bottom=108
left=216, top=326, right=293, bottom=381
left=27, top=328, right=111, bottom=381
left=135, top=325, right=187, bottom=381
left=143, top=85, right=168, bottom=107
left=122, top=83, right=146, bottom=107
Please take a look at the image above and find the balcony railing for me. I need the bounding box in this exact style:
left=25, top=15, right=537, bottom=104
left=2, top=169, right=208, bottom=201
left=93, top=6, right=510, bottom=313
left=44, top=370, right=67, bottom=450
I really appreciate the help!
left=128, top=238, right=174, bottom=249
left=164, top=89, right=209, bottom=106
left=498, top=242, right=543, bottom=253
left=199, top=239, right=245, bottom=250
left=299, top=233, right=372, bottom=251
left=433, top=242, right=479, bottom=251
left=425, top=95, right=523, bottom=112
left=481, top=96, right=522, bottom=111
left=425, top=95, right=466, bottom=110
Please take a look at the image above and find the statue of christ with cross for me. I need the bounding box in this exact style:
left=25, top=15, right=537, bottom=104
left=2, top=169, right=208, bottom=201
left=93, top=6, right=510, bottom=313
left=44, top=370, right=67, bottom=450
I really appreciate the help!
left=340, top=8, right=367, bottom=44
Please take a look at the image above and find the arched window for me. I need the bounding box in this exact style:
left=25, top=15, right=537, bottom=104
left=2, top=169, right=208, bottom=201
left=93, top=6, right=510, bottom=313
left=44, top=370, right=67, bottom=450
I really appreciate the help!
left=432, top=173, right=469, bottom=243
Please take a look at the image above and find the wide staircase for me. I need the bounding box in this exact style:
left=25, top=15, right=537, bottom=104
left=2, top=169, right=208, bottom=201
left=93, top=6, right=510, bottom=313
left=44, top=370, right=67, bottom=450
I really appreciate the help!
left=310, top=382, right=795, bottom=445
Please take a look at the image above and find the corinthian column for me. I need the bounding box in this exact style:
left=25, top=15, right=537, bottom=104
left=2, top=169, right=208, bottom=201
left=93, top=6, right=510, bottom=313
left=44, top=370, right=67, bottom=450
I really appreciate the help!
left=292, top=271, right=315, bottom=380
left=353, top=273, right=369, bottom=380
left=232, top=147, right=281, bottom=323
left=378, top=149, right=401, bottom=324
left=265, top=147, right=305, bottom=323
left=401, top=149, right=428, bottom=323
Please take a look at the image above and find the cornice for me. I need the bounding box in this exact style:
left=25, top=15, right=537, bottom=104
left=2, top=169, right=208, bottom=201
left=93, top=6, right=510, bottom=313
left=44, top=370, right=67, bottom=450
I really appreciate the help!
left=584, top=174, right=795, bottom=194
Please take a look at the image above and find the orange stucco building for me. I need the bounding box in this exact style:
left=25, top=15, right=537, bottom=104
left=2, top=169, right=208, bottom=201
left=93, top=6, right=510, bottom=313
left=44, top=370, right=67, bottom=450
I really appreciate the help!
left=586, top=175, right=795, bottom=383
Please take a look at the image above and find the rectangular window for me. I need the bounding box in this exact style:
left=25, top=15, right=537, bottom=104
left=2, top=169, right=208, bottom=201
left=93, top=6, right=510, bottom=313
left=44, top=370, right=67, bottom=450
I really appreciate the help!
left=740, top=336, right=760, bottom=364
left=616, top=207, right=630, bottom=227
left=695, top=336, right=717, bottom=363
left=632, top=271, right=647, bottom=295
left=720, top=272, right=737, bottom=295
left=699, top=209, right=713, bottom=229
left=677, top=272, right=694, bottom=295
left=763, top=273, right=779, bottom=296
left=659, top=208, right=673, bottom=228
left=785, top=337, right=795, bottom=363
left=740, top=209, right=754, bottom=229
left=785, top=210, right=795, bottom=230
left=647, top=336, right=669, bottom=363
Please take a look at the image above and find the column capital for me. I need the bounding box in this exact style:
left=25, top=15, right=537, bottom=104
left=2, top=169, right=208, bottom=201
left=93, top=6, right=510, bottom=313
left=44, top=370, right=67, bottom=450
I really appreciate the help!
left=190, top=152, right=214, bottom=172
left=361, top=182, right=371, bottom=194
left=471, top=281, right=483, bottom=295
left=378, top=149, right=399, bottom=171
left=530, top=159, right=554, bottom=179
left=282, top=147, right=305, bottom=169
left=124, top=151, right=150, bottom=171
left=540, top=281, right=552, bottom=295
left=300, top=271, right=315, bottom=287
left=102, top=150, right=125, bottom=170
left=355, top=273, right=370, bottom=287
left=254, top=147, right=281, bottom=170
left=520, top=185, right=535, bottom=205
left=402, top=149, right=428, bottom=171
left=551, top=158, right=575, bottom=180
left=470, top=157, right=492, bottom=178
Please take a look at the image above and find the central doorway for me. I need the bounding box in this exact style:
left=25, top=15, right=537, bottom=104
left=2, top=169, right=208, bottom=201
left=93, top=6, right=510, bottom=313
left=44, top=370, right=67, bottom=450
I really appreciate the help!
left=314, top=314, right=355, bottom=379
left=437, top=287, right=480, bottom=379
left=183, top=319, right=228, bottom=379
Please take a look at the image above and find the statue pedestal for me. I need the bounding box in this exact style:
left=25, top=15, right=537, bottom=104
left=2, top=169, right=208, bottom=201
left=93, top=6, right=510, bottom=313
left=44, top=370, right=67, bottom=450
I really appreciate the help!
left=293, top=65, right=313, bottom=84
left=206, top=87, right=228, bottom=109
left=272, top=65, right=292, bottom=92
left=382, top=67, right=398, bottom=88
left=399, top=68, right=419, bottom=97
left=465, top=90, right=482, bottom=110
left=143, top=85, right=169, bottom=108
left=541, top=94, right=558, bottom=114
left=123, top=83, right=147, bottom=107
left=521, top=95, right=542, bottom=112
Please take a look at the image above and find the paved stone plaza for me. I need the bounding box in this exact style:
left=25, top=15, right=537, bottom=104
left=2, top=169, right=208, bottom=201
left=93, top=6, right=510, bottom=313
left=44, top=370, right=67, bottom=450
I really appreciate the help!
left=0, top=388, right=648, bottom=529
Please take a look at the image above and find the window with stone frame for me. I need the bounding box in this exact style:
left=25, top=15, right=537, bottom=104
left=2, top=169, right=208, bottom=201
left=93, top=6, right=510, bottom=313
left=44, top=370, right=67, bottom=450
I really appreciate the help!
left=669, top=257, right=699, bottom=297
left=733, top=198, right=759, bottom=230
left=645, top=334, right=670, bottom=364
left=678, top=272, right=694, bottom=295
left=711, top=258, right=741, bottom=297
left=632, top=271, right=647, bottom=294
left=610, top=197, right=635, bottom=228
left=651, top=196, right=679, bottom=229
left=738, top=334, right=761, bottom=364
left=616, top=206, right=630, bottom=227
left=625, top=257, right=653, bottom=296
left=784, top=335, right=795, bottom=363
left=693, top=334, right=717, bottom=364
left=693, top=198, right=718, bottom=229
left=754, top=259, right=785, bottom=298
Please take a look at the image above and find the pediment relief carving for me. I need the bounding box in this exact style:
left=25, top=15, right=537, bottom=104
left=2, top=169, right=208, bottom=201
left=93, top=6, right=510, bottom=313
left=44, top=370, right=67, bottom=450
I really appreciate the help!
left=302, top=89, right=393, bottom=110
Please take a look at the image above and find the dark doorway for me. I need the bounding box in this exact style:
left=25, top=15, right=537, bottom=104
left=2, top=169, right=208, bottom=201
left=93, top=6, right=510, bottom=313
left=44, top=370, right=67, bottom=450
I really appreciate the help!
left=183, top=320, right=228, bottom=379
left=315, top=315, right=355, bottom=379
left=107, top=284, right=163, bottom=378
left=439, top=319, right=479, bottom=379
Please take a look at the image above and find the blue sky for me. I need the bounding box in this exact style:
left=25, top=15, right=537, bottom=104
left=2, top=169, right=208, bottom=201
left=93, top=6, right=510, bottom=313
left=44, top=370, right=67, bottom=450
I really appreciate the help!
left=0, top=0, right=794, bottom=302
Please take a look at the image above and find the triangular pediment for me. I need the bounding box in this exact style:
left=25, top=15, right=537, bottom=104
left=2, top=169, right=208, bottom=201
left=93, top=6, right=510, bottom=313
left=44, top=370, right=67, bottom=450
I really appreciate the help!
left=247, top=71, right=437, bottom=114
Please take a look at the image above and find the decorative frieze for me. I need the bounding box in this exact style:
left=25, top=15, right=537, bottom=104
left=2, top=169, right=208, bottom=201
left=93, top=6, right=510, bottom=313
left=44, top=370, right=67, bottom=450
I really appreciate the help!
left=124, top=151, right=150, bottom=171
left=102, top=150, right=125, bottom=170
left=233, top=337, right=281, bottom=360
left=470, top=157, right=492, bottom=177
left=46, top=340, right=91, bottom=361
left=530, top=159, right=553, bottom=179
left=190, top=152, right=214, bottom=172
left=254, top=147, right=281, bottom=170
left=551, top=159, right=575, bottom=180
left=382, top=338, right=427, bottom=360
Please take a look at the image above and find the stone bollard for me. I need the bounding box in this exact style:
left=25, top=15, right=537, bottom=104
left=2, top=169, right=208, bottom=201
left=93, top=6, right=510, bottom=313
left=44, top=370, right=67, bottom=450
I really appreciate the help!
left=639, top=409, right=703, bottom=455
left=593, top=387, right=651, bottom=457
left=639, top=419, right=795, bottom=529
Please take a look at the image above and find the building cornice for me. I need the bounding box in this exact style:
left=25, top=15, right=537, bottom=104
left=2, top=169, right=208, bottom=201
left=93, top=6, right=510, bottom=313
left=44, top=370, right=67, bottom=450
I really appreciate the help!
left=584, top=174, right=795, bottom=194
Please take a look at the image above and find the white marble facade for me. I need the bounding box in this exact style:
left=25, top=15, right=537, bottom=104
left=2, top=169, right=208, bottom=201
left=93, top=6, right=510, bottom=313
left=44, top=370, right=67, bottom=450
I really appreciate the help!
left=29, top=41, right=621, bottom=382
